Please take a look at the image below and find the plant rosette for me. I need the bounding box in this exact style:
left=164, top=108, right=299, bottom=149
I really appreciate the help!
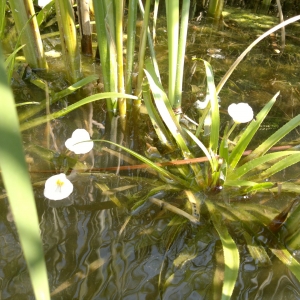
left=44, top=173, right=73, bottom=200
left=65, top=129, right=94, bottom=154
left=228, top=103, right=254, bottom=124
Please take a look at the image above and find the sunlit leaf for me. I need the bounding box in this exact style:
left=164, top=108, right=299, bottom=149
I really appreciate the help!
left=245, top=115, right=300, bottom=162
left=205, top=200, right=239, bottom=300
left=228, top=92, right=278, bottom=169
left=228, top=151, right=300, bottom=180
left=20, top=92, right=137, bottom=131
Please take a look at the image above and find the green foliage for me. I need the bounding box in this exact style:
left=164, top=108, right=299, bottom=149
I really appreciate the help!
left=206, top=201, right=239, bottom=300
left=0, top=46, right=50, bottom=300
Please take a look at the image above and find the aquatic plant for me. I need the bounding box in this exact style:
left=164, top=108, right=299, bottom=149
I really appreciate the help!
left=2, top=1, right=300, bottom=299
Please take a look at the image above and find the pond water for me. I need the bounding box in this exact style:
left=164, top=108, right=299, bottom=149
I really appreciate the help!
left=1, top=6, right=300, bottom=300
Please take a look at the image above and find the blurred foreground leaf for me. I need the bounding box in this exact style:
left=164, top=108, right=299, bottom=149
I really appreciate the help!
left=0, top=47, right=50, bottom=298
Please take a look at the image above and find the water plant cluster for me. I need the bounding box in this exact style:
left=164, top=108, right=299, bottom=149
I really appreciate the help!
left=1, top=1, right=300, bottom=299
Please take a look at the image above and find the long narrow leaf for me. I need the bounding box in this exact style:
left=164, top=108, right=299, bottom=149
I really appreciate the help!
left=144, top=68, right=204, bottom=187
left=228, top=151, right=300, bottom=180
left=216, top=15, right=300, bottom=94
left=258, top=153, right=300, bottom=180
left=183, top=128, right=214, bottom=170
left=18, top=75, right=99, bottom=122
left=20, top=92, right=137, bottom=131
left=244, top=114, right=300, bottom=162
left=202, top=60, right=219, bottom=153
left=173, top=0, right=190, bottom=110
left=228, top=92, right=278, bottom=169
left=98, top=140, right=195, bottom=190
left=142, top=81, right=175, bottom=150
left=205, top=200, right=239, bottom=300
left=165, top=0, right=179, bottom=106
left=0, top=46, right=50, bottom=299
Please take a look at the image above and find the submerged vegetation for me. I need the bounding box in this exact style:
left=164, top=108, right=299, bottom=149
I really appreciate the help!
left=1, top=0, right=300, bottom=299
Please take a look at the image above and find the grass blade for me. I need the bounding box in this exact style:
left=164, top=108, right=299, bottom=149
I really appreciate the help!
left=142, top=81, right=175, bottom=151
left=244, top=114, right=300, bottom=162
left=228, top=92, right=278, bottom=169
left=0, top=46, right=50, bottom=299
left=144, top=68, right=204, bottom=187
left=205, top=200, right=239, bottom=300
left=258, top=153, right=300, bottom=180
left=18, top=74, right=99, bottom=122
left=20, top=92, right=137, bottom=131
left=216, top=15, right=300, bottom=94
left=202, top=60, right=219, bottom=153
left=228, top=151, right=300, bottom=180
left=98, top=140, right=195, bottom=190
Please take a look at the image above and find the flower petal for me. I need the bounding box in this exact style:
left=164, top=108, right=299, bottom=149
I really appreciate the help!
left=44, top=173, right=73, bottom=200
left=228, top=103, right=253, bottom=123
left=65, top=129, right=94, bottom=154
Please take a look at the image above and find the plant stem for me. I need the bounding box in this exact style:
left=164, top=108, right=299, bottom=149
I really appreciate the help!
left=115, top=0, right=126, bottom=122
left=54, top=0, right=81, bottom=83
left=92, top=0, right=113, bottom=115
left=165, top=0, right=179, bottom=106
left=9, top=0, right=48, bottom=69
left=173, top=0, right=190, bottom=111
left=135, top=0, right=151, bottom=97
left=77, top=0, right=93, bottom=56
left=226, top=122, right=238, bottom=139
left=125, top=0, right=138, bottom=101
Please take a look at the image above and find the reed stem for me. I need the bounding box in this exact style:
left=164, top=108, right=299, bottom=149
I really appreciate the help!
left=173, top=0, right=190, bottom=111
left=8, top=0, right=48, bottom=69
left=54, top=0, right=81, bottom=83
left=165, top=0, right=179, bottom=106
left=77, top=0, right=93, bottom=56
left=115, top=0, right=126, bottom=121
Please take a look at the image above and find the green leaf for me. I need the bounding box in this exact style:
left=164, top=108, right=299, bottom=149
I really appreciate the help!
left=4, top=44, right=26, bottom=68
left=144, top=67, right=205, bottom=187
left=205, top=200, right=239, bottom=300
left=202, top=60, right=219, bottom=153
left=183, top=128, right=214, bottom=170
left=228, top=92, right=278, bottom=169
left=20, top=92, right=137, bottom=131
left=228, top=151, right=300, bottom=180
left=142, top=81, right=175, bottom=151
left=19, top=74, right=99, bottom=122
left=98, top=139, right=194, bottom=190
left=36, top=0, right=54, bottom=26
left=258, top=153, right=300, bottom=180
left=144, top=68, right=188, bottom=150
left=244, top=114, right=300, bottom=162
left=0, top=46, right=50, bottom=299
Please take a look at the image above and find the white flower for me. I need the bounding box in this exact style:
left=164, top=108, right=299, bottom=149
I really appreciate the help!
left=65, top=129, right=94, bottom=154
left=44, top=173, right=73, bottom=200
left=228, top=103, right=254, bottom=123
left=38, top=0, right=52, bottom=8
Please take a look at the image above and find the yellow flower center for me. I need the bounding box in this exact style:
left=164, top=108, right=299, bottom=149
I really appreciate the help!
left=56, top=179, right=64, bottom=187
left=55, top=179, right=65, bottom=192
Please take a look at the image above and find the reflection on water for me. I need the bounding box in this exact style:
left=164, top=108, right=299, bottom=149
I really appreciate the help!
left=2, top=183, right=300, bottom=299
